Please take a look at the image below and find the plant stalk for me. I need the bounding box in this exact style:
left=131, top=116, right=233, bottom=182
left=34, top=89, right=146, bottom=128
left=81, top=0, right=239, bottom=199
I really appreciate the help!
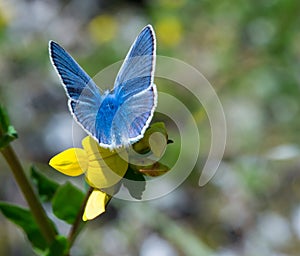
left=68, top=186, right=93, bottom=246
left=1, top=144, right=57, bottom=244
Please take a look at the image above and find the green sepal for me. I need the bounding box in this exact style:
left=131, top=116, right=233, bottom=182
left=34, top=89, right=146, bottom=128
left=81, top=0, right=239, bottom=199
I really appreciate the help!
left=0, top=105, right=18, bottom=149
left=0, top=202, right=48, bottom=251
left=51, top=182, right=85, bottom=224
left=30, top=166, right=60, bottom=202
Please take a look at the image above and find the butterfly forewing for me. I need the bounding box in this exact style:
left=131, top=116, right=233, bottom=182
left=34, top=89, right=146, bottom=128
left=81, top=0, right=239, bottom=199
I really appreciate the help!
left=49, top=41, right=99, bottom=100
left=114, top=25, right=156, bottom=101
left=49, top=41, right=103, bottom=142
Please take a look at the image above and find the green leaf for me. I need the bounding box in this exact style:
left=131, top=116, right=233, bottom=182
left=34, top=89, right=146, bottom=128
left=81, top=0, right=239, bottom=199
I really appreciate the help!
left=0, top=105, right=18, bottom=149
left=46, top=235, right=69, bottom=256
left=0, top=202, right=47, bottom=250
left=52, top=182, right=85, bottom=224
left=123, top=167, right=146, bottom=200
left=30, top=166, right=59, bottom=202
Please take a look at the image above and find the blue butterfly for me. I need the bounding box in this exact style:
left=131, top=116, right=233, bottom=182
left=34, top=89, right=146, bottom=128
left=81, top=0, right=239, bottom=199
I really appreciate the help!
left=49, top=25, right=157, bottom=149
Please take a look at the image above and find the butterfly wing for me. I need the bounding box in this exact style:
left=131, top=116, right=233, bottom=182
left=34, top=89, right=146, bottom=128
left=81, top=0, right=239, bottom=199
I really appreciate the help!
left=49, top=41, right=103, bottom=142
left=49, top=24, right=157, bottom=149
left=114, top=25, right=156, bottom=99
left=111, top=25, right=157, bottom=145
left=112, top=84, right=157, bottom=146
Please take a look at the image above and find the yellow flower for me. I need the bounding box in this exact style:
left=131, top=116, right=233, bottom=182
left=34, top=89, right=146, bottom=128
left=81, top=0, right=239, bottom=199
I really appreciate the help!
left=49, top=148, right=88, bottom=177
left=156, top=17, right=183, bottom=47
left=82, top=189, right=111, bottom=221
left=49, top=136, right=128, bottom=221
left=88, top=15, right=118, bottom=44
left=49, top=123, right=169, bottom=221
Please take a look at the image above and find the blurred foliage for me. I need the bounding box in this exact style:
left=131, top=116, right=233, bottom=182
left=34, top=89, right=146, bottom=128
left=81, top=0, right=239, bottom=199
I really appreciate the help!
left=30, top=165, right=59, bottom=202
left=0, top=202, right=51, bottom=252
left=0, top=0, right=300, bottom=255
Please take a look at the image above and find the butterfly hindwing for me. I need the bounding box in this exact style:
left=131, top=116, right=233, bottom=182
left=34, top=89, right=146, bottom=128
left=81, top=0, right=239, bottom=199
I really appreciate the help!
left=113, top=84, right=157, bottom=145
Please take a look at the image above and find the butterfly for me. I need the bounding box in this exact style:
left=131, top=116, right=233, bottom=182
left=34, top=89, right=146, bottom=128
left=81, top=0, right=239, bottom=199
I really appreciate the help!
left=49, top=25, right=157, bottom=149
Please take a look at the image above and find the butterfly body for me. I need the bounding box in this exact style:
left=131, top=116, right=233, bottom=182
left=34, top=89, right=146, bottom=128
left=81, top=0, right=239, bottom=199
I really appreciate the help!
left=49, top=25, right=157, bottom=149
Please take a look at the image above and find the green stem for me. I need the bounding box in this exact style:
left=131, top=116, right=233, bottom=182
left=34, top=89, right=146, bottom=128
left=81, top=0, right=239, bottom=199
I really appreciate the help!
left=68, top=186, right=93, bottom=247
left=1, top=144, right=57, bottom=244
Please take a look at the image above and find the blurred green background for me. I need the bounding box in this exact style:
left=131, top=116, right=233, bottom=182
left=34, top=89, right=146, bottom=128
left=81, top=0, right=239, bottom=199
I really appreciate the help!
left=1, top=0, right=300, bottom=255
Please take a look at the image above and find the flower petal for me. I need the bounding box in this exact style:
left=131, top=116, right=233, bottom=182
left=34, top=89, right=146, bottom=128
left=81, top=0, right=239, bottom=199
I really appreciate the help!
left=82, top=189, right=109, bottom=221
left=82, top=136, right=128, bottom=188
left=49, top=148, right=88, bottom=176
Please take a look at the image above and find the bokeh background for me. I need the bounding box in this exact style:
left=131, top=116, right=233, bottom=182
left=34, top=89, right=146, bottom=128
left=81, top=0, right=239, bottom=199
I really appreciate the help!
left=1, top=0, right=300, bottom=255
